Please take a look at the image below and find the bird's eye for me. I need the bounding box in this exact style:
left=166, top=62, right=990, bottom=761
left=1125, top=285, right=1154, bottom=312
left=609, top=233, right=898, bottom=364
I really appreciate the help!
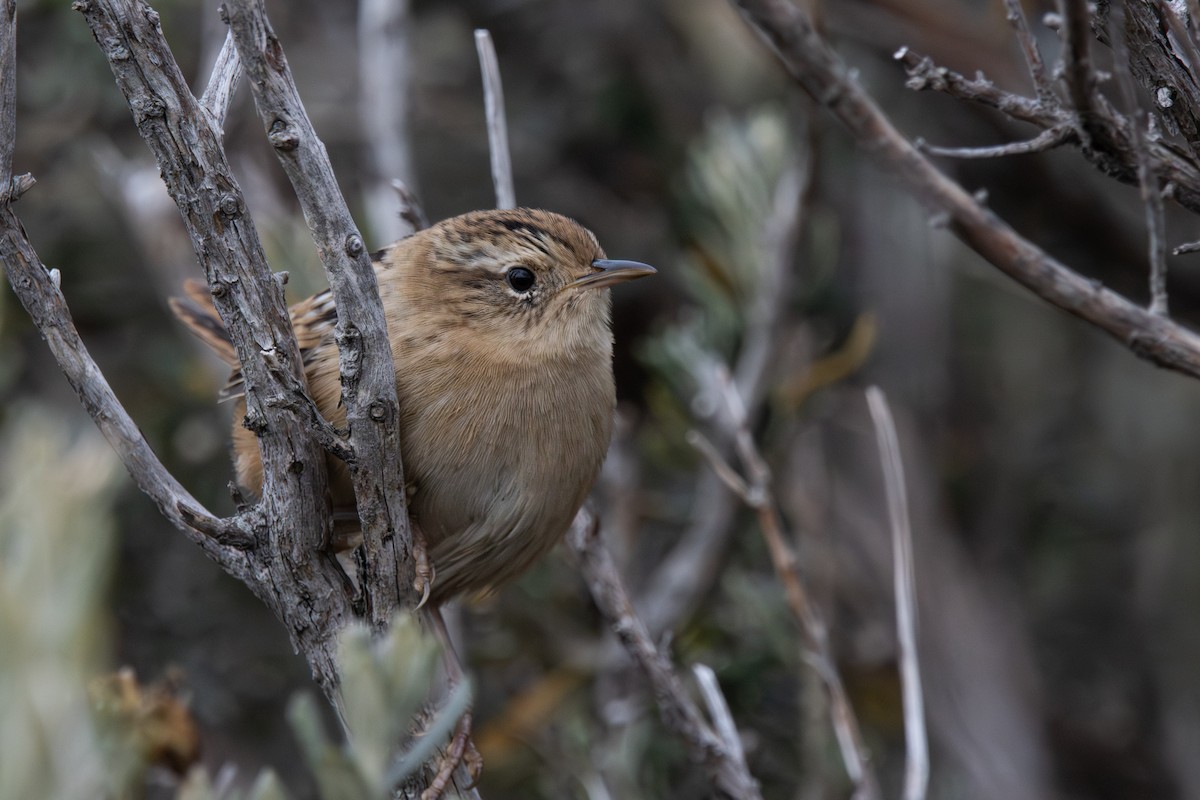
left=505, top=266, right=536, bottom=293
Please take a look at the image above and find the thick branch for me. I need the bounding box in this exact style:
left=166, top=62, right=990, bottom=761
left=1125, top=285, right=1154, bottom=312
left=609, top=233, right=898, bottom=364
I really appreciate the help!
left=226, top=0, right=414, bottom=623
left=73, top=0, right=352, bottom=699
left=734, top=0, right=1200, bottom=380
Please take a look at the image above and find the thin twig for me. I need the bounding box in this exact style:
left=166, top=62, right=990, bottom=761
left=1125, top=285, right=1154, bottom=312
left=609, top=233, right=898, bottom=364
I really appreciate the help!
left=567, top=510, right=763, bottom=800
left=692, top=664, right=748, bottom=771
left=690, top=365, right=880, bottom=799
left=474, top=29, right=515, bottom=210
left=865, top=387, right=928, bottom=800
left=1060, top=0, right=1101, bottom=147
left=1003, top=0, right=1054, bottom=104
left=917, top=124, right=1074, bottom=159
left=1174, top=239, right=1200, bottom=255
left=735, top=0, right=1200, bottom=379
left=637, top=148, right=811, bottom=638
left=199, top=29, right=241, bottom=131
left=359, top=0, right=418, bottom=241
left=1111, top=1, right=1170, bottom=316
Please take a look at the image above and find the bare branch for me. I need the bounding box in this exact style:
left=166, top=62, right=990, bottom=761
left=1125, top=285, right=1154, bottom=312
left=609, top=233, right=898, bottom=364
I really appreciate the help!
left=692, top=664, right=748, bottom=772
left=865, top=387, right=928, bottom=800
left=896, top=47, right=1056, bottom=127
left=359, top=0, right=418, bottom=241
left=735, top=0, right=1200, bottom=380
left=698, top=366, right=879, bottom=798
left=1003, top=0, right=1054, bottom=105
left=226, top=0, right=416, bottom=622
left=68, top=0, right=359, bottom=700
left=567, top=510, right=763, bottom=800
left=474, top=29, right=515, bottom=210
left=895, top=45, right=1200, bottom=216
left=1060, top=0, right=1103, bottom=148
left=1110, top=2, right=1169, bottom=316
left=917, top=124, right=1074, bottom=159
left=0, top=0, right=13, bottom=187
left=686, top=430, right=752, bottom=500
left=199, top=29, right=240, bottom=132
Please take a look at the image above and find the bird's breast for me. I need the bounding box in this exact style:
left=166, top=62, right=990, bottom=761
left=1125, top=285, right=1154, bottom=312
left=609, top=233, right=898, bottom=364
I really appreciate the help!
left=395, top=347, right=615, bottom=594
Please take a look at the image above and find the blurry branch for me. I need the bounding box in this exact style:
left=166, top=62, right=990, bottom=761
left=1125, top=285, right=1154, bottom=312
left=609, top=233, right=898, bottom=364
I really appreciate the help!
left=732, top=0, right=1200, bottom=380
left=475, top=29, right=515, bottom=210
left=689, top=368, right=880, bottom=800
left=1109, top=1, right=1169, bottom=315
left=637, top=146, right=810, bottom=637
left=199, top=30, right=240, bottom=132
left=1060, top=0, right=1104, bottom=149
left=692, top=664, right=750, bottom=777
left=226, top=0, right=415, bottom=625
left=915, top=124, right=1074, bottom=159
left=567, top=510, right=763, bottom=800
left=359, top=0, right=418, bottom=240
left=865, top=387, right=928, bottom=800
left=1002, top=0, right=1052, bottom=105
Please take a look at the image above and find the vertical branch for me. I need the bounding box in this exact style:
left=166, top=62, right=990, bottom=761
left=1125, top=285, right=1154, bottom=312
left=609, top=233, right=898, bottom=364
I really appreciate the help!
left=198, top=30, right=241, bottom=131
left=226, top=0, right=415, bottom=623
left=0, top=0, right=13, bottom=193
left=1111, top=2, right=1169, bottom=315
left=1060, top=0, right=1101, bottom=145
left=865, top=387, right=928, bottom=800
left=1003, top=0, right=1054, bottom=105
left=359, top=0, right=418, bottom=241
left=474, top=29, right=515, bottom=210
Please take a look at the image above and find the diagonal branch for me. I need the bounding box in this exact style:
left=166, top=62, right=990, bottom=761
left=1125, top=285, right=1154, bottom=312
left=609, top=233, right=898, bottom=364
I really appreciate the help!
left=567, top=510, right=762, bottom=800
left=69, top=0, right=354, bottom=699
left=733, top=0, right=1200, bottom=380
left=225, top=0, right=415, bottom=625
left=199, top=29, right=241, bottom=132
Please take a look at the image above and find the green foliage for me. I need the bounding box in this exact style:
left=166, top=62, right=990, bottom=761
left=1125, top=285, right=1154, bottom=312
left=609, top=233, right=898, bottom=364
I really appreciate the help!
left=285, top=615, right=470, bottom=799
left=0, top=403, right=467, bottom=798
left=0, top=407, right=123, bottom=799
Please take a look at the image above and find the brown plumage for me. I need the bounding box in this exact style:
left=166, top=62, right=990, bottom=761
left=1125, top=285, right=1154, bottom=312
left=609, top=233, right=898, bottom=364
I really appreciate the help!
left=170, top=208, right=654, bottom=603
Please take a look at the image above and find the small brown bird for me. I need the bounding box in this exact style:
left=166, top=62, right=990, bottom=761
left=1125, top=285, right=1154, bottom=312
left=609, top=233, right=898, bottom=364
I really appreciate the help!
left=171, top=208, right=654, bottom=603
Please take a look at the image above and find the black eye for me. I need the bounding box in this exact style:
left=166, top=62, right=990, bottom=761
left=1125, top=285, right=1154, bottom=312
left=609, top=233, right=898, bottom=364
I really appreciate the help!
left=506, top=266, right=536, bottom=293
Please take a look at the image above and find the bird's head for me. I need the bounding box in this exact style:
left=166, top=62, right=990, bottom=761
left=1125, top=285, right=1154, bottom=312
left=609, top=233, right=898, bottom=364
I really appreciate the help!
left=385, top=208, right=655, bottom=362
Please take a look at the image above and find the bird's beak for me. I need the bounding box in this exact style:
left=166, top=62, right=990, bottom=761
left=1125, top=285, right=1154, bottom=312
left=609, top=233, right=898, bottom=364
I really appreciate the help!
left=567, top=259, right=657, bottom=290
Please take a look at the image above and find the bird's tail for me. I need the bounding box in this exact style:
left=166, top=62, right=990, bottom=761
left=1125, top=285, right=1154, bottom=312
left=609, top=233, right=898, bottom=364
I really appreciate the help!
left=168, top=279, right=238, bottom=367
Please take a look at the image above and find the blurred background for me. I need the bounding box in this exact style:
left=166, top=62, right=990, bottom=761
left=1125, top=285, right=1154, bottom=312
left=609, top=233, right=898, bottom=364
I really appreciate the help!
left=4, top=0, right=1200, bottom=798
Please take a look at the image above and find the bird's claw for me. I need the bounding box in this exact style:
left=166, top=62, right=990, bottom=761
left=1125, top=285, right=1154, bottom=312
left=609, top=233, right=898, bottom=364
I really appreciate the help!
left=420, top=711, right=482, bottom=800
left=412, top=525, right=434, bottom=609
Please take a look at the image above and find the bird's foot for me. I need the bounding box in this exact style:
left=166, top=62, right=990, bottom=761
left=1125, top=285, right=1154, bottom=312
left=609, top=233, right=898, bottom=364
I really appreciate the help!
left=421, top=710, right=482, bottom=800
left=412, top=523, right=434, bottom=609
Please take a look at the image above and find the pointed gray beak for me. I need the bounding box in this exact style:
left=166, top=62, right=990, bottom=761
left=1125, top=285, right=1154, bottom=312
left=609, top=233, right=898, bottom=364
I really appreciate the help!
left=567, top=259, right=657, bottom=290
